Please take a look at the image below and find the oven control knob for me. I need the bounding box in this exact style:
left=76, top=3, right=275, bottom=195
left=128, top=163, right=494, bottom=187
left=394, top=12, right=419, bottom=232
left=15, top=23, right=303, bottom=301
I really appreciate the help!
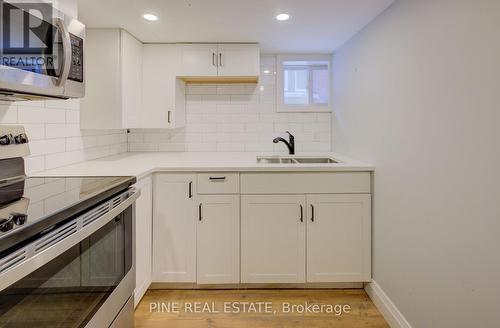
left=0, top=134, right=14, bottom=146
left=0, top=219, right=14, bottom=232
left=10, top=213, right=27, bottom=226
left=14, top=133, right=29, bottom=144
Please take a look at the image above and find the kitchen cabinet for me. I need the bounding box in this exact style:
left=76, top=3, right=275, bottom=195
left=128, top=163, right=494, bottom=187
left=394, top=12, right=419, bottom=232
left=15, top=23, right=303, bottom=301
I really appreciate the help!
left=153, top=174, right=196, bottom=282
left=306, top=194, right=371, bottom=283
left=241, top=195, right=306, bottom=283
left=81, top=29, right=143, bottom=129
left=133, top=176, right=153, bottom=306
left=178, top=43, right=260, bottom=82
left=217, top=44, right=260, bottom=77
left=178, top=44, right=219, bottom=77
left=151, top=171, right=372, bottom=286
left=142, top=44, right=186, bottom=129
left=197, top=195, right=240, bottom=284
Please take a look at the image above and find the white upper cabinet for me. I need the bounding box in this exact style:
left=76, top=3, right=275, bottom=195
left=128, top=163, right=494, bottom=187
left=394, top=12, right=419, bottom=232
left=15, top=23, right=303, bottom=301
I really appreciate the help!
left=81, top=29, right=143, bottom=129
left=178, top=44, right=219, bottom=77
left=81, top=33, right=259, bottom=129
left=142, top=44, right=186, bottom=129
left=178, top=43, right=260, bottom=82
left=217, top=44, right=260, bottom=77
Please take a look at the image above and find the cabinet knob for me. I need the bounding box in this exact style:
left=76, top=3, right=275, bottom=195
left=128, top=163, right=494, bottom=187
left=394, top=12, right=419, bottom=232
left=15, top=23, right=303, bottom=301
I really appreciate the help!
left=0, top=134, right=14, bottom=146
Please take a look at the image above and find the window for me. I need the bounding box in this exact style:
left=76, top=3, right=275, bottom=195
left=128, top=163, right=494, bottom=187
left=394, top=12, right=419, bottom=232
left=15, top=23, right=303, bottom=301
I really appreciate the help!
left=277, top=55, right=331, bottom=112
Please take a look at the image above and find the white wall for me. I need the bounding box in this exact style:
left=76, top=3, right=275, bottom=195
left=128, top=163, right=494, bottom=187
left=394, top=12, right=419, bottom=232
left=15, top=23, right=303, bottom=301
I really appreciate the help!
left=333, top=0, right=500, bottom=327
left=128, top=56, right=332, bottom=153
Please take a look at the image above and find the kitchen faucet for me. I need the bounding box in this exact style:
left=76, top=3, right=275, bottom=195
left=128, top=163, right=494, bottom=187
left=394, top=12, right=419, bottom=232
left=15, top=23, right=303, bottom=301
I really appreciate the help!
left=273, top=131, right=295, bottom=155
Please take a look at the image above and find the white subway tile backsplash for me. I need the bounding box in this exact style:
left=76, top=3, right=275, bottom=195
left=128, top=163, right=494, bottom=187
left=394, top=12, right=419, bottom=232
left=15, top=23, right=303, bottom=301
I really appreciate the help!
left=66, top=136, right=97, bottom=151
left=30, top=139, right=66, bottom=156
left=231, top=114, right=259, bottom=123
left=303, top=122, right=331, bottom=133
left=187, top=142, right=216, bottom=152
left=129, top=143, right=159, bottom=152
left=217, top=123, right=245, bottom=133
left=187, top=85, right=217, bottom=95
left=128, top=56, right=331, bottom=153
left=0, top=105, right=18, bottom=123
left=2, top=98, right=127, bottom=174
left=231, top=94, right=260, bottom=104
left=23, top=124, right=45, bottom=140
left=217, top=104, right=245, bottom=114
left=65, top=110, right=80, bottom=123
left=217, top=142, right=245, bottom=152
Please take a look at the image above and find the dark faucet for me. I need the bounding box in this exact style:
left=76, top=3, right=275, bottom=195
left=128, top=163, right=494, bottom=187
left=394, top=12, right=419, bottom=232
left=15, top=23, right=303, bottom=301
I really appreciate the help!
left=273, top=131, right=295, bottom=155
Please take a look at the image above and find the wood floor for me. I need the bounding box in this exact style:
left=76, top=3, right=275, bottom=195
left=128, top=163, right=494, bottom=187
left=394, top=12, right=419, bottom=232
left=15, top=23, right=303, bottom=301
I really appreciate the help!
left=135, top=289, right=389, bottom=328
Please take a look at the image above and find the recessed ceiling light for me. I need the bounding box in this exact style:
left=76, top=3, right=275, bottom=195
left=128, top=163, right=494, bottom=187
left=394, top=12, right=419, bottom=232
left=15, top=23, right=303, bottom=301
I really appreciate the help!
left=276, top=13, right=290, bottom=21
left=143, top=14, right=158, bottom=21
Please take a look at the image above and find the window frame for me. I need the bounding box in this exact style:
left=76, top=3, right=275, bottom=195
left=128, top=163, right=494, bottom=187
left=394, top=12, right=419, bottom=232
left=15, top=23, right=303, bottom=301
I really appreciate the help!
left=276, top=54, right=332, bottom=113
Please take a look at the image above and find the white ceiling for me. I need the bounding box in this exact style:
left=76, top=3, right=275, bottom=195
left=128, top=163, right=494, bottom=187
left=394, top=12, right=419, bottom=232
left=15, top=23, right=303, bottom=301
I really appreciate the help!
left=77, top=0, right=394, bottom=53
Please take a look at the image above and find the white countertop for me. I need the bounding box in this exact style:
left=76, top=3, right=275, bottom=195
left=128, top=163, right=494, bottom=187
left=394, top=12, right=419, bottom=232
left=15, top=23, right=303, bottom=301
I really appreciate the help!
left=31, top=152, right=374, bottom=179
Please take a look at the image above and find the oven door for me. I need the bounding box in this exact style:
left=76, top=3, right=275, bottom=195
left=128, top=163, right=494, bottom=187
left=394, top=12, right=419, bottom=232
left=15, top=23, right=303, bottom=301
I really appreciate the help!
left=0, top=1, right=85, bottom=100
left=0, top=189, right=139, bottom=328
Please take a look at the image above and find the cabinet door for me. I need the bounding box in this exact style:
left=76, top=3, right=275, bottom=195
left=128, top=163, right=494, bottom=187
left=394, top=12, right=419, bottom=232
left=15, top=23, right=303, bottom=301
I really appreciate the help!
left=306, top=194, right=371, bottom=282
left=153, top=174, right=196, bottom=282
left=197, top=195, right=240, bottom=284
left=121, top=30, right=143, bottom=128
left=241, top=195, right=305, bottom=283
left=81, top=29, right=122, bottom=129
left=217, top=44, right=260, bottom=77
left=134, top=176, right=153, bottom=306
left=178, top=44, right=218, bottom=77
left=142, top=44, right=186, bottom=129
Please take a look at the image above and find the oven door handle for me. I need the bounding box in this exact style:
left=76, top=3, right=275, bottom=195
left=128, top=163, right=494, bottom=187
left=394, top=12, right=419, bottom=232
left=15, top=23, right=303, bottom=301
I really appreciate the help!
left=0, top=188, right=141, bottom=292
left=54, top=18, right=72, bottom=87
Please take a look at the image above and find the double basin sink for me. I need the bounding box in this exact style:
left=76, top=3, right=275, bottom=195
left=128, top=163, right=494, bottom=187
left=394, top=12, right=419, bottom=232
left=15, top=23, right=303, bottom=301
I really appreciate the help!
left=256, top=156, right=340, bottom=164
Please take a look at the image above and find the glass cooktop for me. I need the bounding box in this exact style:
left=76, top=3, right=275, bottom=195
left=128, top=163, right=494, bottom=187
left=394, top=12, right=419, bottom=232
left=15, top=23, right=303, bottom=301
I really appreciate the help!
left=0, top=176, right=135, bottom=254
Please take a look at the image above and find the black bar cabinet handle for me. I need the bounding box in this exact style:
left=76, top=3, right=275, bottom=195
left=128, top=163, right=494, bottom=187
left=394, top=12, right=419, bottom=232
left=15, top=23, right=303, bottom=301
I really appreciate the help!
left=310, top=204, right=315, bottom=222
left=188, top=181, right=193, bottom=198
left=209, top=176, right=226, bottom=181
left=199, top=203, right=203, bottom=221
left=300, top=205, right=303, bottom=222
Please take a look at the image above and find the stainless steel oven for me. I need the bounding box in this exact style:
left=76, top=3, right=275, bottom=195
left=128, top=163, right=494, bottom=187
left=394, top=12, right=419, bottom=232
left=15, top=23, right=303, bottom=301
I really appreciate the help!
left=0, top=188, right=140, bottom=328
left=0, top=0, right=85, bottom=101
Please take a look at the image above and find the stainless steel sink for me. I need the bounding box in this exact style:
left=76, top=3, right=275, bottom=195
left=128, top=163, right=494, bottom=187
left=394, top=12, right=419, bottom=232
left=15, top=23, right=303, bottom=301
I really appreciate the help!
left=256, top=156, right=340, bottom=164
left=256, top=157, right=298, bottom=164
left=294, top=157, right=339, bottom=164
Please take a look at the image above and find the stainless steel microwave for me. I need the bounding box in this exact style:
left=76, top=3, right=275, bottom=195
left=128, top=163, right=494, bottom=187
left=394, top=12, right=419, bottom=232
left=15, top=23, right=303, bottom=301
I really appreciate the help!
left=0, top=1, right=85, bottom=101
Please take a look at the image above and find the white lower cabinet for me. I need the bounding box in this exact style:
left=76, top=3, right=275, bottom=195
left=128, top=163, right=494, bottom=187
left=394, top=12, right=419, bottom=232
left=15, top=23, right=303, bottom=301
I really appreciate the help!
left=134, top=176, right=153, bottom=307
left=151, top=172, right=372, bottom=286
left=241, top=195, right=306, bottom=283
left=306, top=194, right=372, bottom=283
left=153, top=174, right=196, bottom=282
left=197, top=195, right=240, bottom=284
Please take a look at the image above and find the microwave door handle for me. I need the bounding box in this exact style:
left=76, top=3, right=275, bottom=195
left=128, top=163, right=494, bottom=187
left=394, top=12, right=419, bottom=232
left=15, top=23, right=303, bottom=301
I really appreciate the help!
left=53, top=18, right=72, bottom=87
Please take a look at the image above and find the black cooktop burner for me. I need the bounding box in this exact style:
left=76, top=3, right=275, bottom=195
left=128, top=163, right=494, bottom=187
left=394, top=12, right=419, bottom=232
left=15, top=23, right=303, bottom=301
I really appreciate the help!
left=0, top=176, right=135, bottom=254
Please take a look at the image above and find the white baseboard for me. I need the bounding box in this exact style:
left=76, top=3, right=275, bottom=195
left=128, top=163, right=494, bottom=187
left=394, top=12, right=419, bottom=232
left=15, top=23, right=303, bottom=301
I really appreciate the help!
left=365, top=281, right=412, bottom=328
left=134, top=278, right=152, bottom=308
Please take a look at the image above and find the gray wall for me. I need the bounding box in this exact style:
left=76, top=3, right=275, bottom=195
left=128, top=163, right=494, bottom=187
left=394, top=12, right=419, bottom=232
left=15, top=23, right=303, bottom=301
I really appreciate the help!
left=333, top=0, right=500, bottom=327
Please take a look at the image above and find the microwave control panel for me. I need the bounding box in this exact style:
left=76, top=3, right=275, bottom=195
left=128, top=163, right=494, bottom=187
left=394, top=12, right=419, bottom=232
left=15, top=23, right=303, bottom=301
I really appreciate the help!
left=68, top=34, right=84, bottom=83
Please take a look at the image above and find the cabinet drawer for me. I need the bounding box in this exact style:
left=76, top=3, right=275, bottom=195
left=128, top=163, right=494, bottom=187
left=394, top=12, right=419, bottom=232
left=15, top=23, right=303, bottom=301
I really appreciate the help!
left=197, top=173, right=240, bottom=194
left=241, top=172, right=371, bottom=194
